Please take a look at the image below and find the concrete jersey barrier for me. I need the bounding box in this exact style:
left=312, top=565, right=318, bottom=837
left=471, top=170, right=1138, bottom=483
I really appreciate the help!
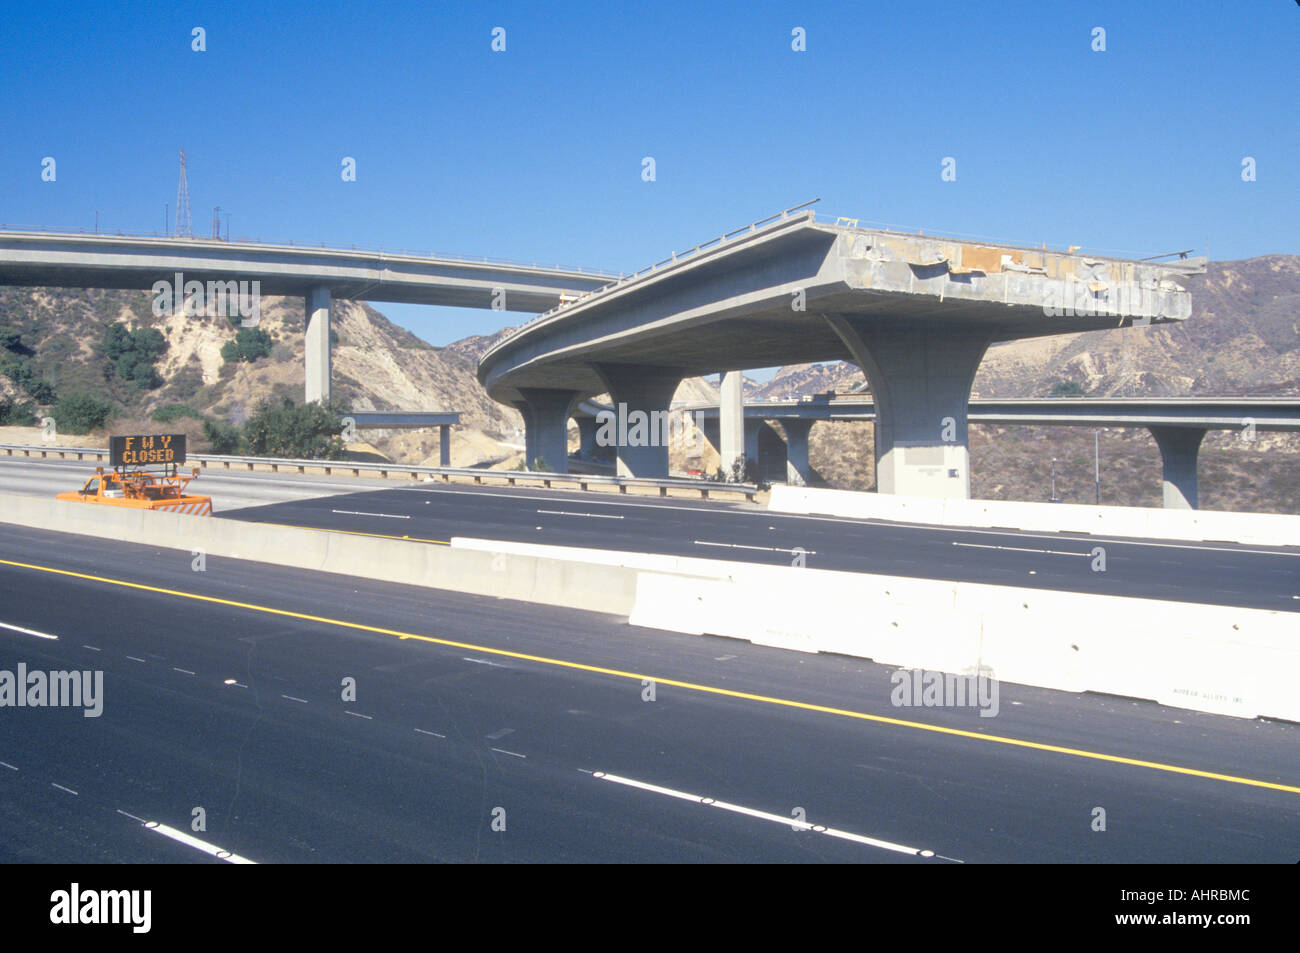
left=768, top=484, right=1300, bottom=548
left=0, top=494, right=1294, bottom=724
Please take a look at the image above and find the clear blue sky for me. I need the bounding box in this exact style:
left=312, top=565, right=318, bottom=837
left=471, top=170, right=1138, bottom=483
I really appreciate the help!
left=3, top=0, right=1297, bottom=350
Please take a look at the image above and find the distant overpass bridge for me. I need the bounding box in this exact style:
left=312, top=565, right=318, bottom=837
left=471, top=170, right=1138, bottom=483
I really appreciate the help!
left=479, top=203, right=1205, bottom=498
left=0, top=227, right=616, bottom=404
left=344, top=411, right=461, bottom=465
left=681, top=397, right=1300, bottom=509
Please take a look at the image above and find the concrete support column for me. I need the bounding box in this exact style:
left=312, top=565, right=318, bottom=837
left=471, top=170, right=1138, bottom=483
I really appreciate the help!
left=782, top=418, right=815, bottom=486
left=439, top=424, right=451, bottom=467
left=719, top=371, right=745, bottom=479
left=576, top=417, right=598, bottom=458
left=595, top=364, right=683, bottom=478
left=1149, top=425, right=1207, bottom=509
left=512, top=388, right=579, bottom=473
left=305, top=286, right=331, bottom=405
left=827, top=316, right=991, bottom=498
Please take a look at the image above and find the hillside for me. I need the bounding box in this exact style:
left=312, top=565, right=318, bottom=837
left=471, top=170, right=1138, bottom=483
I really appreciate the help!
left=0, top=288, right=527, bottom=463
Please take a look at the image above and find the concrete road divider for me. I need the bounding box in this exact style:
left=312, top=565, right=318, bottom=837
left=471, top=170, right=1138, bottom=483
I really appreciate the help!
left=2, top=495, right=1294, bottom=723
left=769, top=484, right=1300, bottom=547
left=453, top=536, right=1299, bottom=721
left=0, top=494, right=640, bottom=617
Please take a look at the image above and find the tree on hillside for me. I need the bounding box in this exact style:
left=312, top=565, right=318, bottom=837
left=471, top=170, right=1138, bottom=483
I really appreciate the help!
left=1050, top=380, right=1086, bottom=397
left=0, top=397, right=37, bottom=426
left=0, top=327, right=55, bottom=404
left=103, top=322, right=167, bottom=389
left=53, top=391, right=114, bottom=435
left=220, top=327, right=273, bottom=364
left=241, top=397, right=347, bottom=460
left=201, top=417, right=243, bottom=454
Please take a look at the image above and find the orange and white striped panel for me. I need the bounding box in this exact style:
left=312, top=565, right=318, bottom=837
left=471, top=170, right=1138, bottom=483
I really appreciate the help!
left=153, top=500, right=213, bottom=516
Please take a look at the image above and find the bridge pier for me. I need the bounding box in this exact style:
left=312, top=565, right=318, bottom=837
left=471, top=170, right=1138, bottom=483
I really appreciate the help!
left=828, top=317, right=991, bottom=499
left=513, top=388, right=579, bottom=473
left=305, top=286, right=332, bottom=405
left=439, top=424, right=451, bottom=467
left=1149, top=425, right=1207, bottom=509
left=781, top=418, right=815, bottom=486
left=720, top=371, right=746, bottom=478
left=576, top=416, right=598, bottom=459
left=595, top=364, right=682, bottom=478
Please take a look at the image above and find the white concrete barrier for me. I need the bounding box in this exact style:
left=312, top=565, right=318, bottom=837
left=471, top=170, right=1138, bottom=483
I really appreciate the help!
left=3, top=496, right=1294, bottom=723
left=0, top=495, right=641, bottom=617
left=453, top=535, right=1300, bottom=722
left=769, top=484, right=1300, bottom=547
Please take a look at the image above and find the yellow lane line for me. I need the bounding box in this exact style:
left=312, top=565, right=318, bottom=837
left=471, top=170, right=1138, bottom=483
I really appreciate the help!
left=2, top=555, right=1297, bottom=796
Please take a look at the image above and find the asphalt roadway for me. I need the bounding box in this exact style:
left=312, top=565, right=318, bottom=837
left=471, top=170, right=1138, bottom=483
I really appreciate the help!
left=0, top=522, right=1297, bottom=863
left=214, top=480, right=1300, bottom=613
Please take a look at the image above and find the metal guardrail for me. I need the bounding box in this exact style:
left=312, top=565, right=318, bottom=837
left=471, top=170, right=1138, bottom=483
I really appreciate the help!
left=0, top=224, right=624, bottom=280
left=0, top=444, right=759, bottom=502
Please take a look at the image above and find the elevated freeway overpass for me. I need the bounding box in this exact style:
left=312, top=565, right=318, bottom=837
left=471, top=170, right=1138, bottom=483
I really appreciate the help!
left=478, top=205, right=1206, bottom=497
left=0, top=228, right=615, bottom=404
left=683, top=396, right=1300, bottom=508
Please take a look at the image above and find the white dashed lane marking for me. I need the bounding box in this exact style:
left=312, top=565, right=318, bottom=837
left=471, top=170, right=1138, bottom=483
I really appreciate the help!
left=0, top=621, right=58, bottom=640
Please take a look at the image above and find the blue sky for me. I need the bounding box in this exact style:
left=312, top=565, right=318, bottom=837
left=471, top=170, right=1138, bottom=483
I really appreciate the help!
left=3, top=0, right=1297, bottom=351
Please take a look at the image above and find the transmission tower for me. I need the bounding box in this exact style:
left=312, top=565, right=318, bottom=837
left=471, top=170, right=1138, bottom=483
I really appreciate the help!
left=175, top=149, right=192, bottom=238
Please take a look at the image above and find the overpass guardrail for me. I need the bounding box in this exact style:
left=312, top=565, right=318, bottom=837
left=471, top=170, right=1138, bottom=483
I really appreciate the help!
left=0, top=224, right=624, bottom=279
left=0, top=444, right=759, bottom=502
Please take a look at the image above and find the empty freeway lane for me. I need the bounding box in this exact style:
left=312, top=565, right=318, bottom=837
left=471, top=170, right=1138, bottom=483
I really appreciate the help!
left=217, top=482, right=1300, bottom=613
left=0, top=523, right=1296, bottom=863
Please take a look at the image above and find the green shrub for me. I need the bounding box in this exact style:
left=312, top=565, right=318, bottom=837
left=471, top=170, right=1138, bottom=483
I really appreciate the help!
left=0, top=398, right=38, bottom=426
left=152, top=404, right=201, bottom=423
left=53, top=392, right=114, bottom=435
left=202, top=418, right=243, bottom=454
left=221, top=327, right=273, bottom=364
left=241, top=397, right=347, bottom=459
left=103, top=323, right=166, bottom=389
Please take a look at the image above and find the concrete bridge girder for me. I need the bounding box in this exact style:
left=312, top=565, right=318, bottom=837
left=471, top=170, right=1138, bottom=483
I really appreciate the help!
left=478, top=218, right=1206, bottom=497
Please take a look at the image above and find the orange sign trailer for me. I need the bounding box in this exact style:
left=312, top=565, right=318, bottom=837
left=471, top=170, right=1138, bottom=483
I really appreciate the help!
left=55, top=433, right=213, bottom=515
